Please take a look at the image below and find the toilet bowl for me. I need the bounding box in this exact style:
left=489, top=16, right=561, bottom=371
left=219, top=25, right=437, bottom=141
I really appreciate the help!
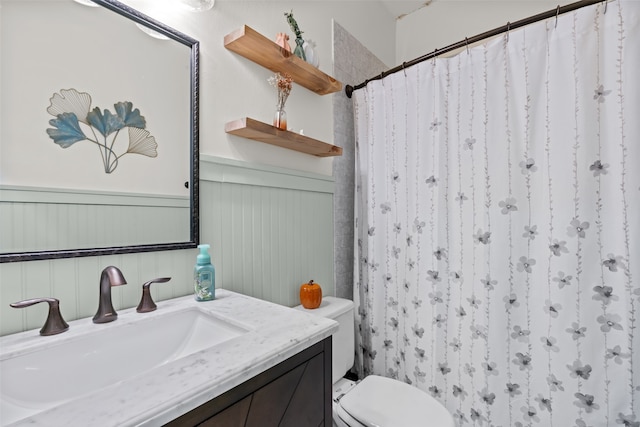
left=295, top=297, right=454, bottom=427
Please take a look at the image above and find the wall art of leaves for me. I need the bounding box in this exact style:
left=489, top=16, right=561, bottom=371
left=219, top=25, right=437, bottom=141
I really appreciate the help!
left=46, top=88, right=158, bottom=173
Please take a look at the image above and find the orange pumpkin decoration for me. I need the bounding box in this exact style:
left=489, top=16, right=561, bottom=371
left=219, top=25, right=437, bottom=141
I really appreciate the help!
left=299, top=280, right=322, bottom=309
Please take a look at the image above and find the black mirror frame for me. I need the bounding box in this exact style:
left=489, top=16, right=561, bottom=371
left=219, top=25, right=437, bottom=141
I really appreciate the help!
left=0, top=0, right=199, bottom=263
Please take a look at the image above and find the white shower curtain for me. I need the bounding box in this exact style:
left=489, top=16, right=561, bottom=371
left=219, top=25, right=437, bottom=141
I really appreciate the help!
left=353, top=2, right=639, bottom=426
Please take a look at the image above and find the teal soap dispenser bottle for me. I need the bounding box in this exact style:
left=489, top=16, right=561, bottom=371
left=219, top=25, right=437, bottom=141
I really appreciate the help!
left=194, top=244, right=215, bottom=301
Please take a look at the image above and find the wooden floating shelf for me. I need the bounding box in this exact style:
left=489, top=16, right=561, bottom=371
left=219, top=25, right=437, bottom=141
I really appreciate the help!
left=224, top=25, right=342, bottom=96
left=225, top=118, right=343, bottom=157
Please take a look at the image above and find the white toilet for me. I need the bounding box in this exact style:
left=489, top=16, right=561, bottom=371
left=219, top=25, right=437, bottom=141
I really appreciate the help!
left=295, top=296, right=455, bottom=427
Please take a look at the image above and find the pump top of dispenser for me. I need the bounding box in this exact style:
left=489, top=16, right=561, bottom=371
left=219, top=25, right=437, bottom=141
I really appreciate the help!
left=197, top=244, right=211, bottom=265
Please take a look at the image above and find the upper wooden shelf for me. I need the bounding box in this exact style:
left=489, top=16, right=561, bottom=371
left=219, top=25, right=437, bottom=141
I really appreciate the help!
left=224, top=25, right=342, bottom=95
left=226, top=118, right=343, bottom=157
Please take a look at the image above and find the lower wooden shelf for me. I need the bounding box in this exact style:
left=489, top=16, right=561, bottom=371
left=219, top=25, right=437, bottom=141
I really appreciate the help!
left=225, top=117, right=342, bottom=157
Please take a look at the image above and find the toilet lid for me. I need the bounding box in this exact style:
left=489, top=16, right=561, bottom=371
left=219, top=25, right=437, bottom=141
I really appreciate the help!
left=339, top=375, right=454, bottom=427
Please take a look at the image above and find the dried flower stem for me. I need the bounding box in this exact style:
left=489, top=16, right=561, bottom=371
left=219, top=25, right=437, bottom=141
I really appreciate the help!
left=268, top=72, right=293, bottom=110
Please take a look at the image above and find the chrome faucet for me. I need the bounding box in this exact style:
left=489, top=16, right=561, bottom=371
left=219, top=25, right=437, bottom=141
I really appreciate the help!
left=93, top=266, right=127, bottom=324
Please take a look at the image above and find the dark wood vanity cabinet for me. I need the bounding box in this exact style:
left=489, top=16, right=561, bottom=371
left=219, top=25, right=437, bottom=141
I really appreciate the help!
left=165, top=337, right=332, bottom=427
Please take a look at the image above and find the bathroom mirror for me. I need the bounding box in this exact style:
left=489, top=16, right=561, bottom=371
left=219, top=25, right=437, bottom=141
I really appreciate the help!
left=0, top=0, right=199, bottom=262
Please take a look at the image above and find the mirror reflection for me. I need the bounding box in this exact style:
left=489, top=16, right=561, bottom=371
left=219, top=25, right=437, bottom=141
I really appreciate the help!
left=0, top=0, right=199, bottom=262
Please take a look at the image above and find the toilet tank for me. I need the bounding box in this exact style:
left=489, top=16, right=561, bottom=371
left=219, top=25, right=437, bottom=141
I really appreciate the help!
left=294, top=296, right=354, bottom=384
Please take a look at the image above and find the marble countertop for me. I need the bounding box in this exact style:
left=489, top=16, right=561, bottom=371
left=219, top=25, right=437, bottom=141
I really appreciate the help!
left=0, top=289, right=338, bottom=426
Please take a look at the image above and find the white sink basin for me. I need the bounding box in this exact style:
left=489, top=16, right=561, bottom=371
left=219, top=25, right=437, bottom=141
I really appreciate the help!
left=0, top=306, right=249, bottom=425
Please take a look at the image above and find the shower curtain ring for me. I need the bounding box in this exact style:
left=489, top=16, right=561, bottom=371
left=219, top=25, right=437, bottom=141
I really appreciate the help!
left=603, top=0, right=608, bottom=14
left=506, top=22, right=511, bottom=41
left=402, top=62, right=407, bottom=76
left=555, top=5, right=560, bottom=28
left=465, top=37, right=470, bottom=55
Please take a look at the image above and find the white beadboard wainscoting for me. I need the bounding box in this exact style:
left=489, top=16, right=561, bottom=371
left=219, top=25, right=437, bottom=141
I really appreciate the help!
left=0, top=155, right=335, bottom=336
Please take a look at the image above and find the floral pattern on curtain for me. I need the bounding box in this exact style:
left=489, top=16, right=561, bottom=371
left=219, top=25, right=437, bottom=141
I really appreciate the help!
left=353, top=2, right=639, bottom=426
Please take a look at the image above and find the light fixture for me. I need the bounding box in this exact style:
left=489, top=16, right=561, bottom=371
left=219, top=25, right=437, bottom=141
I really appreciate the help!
left=72, top=0, right=100, bottom=7
left=180, top=0, right=215, bottom=12
left=135, top=24, right=170, bottom=40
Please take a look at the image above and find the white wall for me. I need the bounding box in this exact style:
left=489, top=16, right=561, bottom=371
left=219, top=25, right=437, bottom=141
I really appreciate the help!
left=0, top=0, right=397, bottom=336
left=1, top=1, right=191, bottom=195
left=396, top=0, right=575, bottom=64
left=123, top=0, right=398, bottom=177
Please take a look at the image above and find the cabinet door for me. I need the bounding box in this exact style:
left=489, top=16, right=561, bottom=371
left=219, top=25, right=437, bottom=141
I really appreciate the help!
left=248, top=353, right=325, bottom=426
left=201, top=354, right=325, bottom=427
left=244, top=363, right=306, bottom=426
left=278, top=352, right=325, bottom=427
left=197, top=396, right=251, bottom=427
left=167, top=338, right=331, bottom=427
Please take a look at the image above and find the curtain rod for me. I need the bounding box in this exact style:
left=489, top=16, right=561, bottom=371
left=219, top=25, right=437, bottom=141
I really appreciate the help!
left=345, top=0, right=605, bottom=98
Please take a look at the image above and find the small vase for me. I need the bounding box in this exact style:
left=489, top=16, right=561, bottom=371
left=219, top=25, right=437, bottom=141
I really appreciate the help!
left=303, top=39, right=319, bottom=68
left=274, top=108, right=287, bottom=130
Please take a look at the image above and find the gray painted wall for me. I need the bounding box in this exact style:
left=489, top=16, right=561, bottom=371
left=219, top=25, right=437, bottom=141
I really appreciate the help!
left=332, top=21, right=388, bottom=301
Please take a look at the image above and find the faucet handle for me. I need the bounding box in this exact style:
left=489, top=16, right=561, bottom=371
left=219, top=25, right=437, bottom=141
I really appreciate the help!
left=10, top=297, right=69, bottom=336
left=136, top=277, right=171, bottom=313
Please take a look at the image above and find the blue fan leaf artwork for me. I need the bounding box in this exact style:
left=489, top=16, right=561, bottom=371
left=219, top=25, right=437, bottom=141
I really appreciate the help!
left=46, top=113, right=86, bottom=148
left=115, top=101, right=146, bottom=128
left=46, top=88, right=158, bottom=174
left=87, top=107, right=125, bottom=137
